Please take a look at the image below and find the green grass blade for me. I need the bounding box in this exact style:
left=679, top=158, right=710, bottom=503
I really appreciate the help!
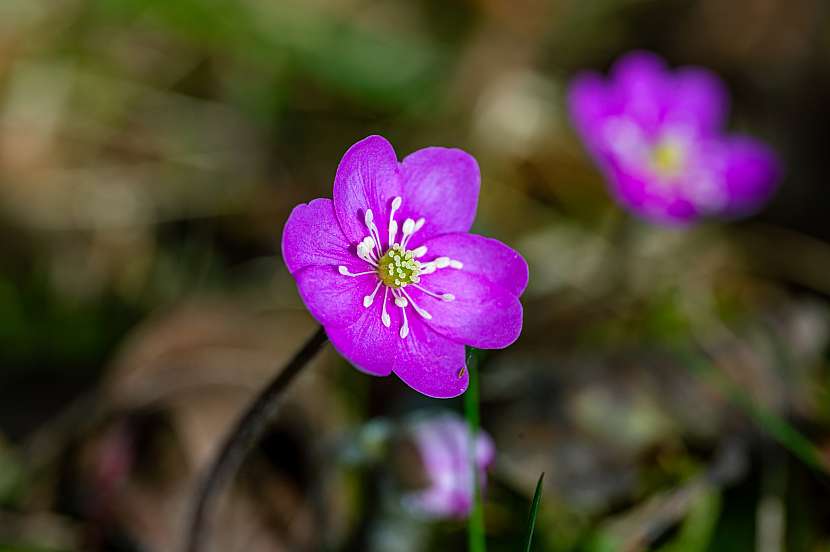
left=523, top=473, right=545, bottom=552
left=464, top=348, right=486, bottom=552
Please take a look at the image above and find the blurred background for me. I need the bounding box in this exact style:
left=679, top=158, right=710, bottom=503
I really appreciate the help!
left=2, top=0, right=830, bottom=550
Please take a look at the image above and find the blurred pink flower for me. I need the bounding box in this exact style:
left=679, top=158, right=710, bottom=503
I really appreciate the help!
left=402, top=412, right=495, bottom=519
left=569, top=51, right=780, bottom=225
left=281, top=135, right=528, bottom=398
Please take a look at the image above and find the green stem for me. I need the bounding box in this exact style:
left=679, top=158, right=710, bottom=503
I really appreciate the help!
left=464, top=349, right=486, bottom=552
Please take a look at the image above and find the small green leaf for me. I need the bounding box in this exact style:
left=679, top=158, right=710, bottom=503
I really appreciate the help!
left=523, top=472, right=545, bottom=552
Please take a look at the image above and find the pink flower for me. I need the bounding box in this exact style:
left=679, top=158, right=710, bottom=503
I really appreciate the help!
left=402, top=412, right=495, bottom=519
left=568, top=51, right=780, bottom=225
left=281, top=136, right=528, bottom=398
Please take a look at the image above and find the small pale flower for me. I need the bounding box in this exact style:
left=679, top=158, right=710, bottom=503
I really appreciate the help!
left=399, top=412, right=495, bottom=519
left=281, top=136, right=528, bottom=398
left=568, top=51, right=781, bottom=225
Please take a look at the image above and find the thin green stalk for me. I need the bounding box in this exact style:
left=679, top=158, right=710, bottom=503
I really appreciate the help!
left=523, top=473, right=545, bottom=552
left=464, top=348, right=486, bottom=552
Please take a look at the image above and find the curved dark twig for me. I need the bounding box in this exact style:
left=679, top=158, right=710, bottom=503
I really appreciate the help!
left=184, top=326, right=328, bottom=552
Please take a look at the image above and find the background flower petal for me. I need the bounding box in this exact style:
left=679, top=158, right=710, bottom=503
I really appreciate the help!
left=333, top=135, right=403, bottom=246
left=413, top=270, right=523, bottom=349
left=668, top=67, right=729, bottom=134
left=294, top=266, right=375, bottom=329
left=398, top=147, right=480, bottom=243
left=281, top=198, right=356, bottom=274
left=612, top=50, right=669, bottom=136
left=421, top=233, right=528, bottom=296
left=568, top=72, right=615, bottom=154
left=606, top=163, right=700, bottom=226
left=719, top=136, right=781, bottom=216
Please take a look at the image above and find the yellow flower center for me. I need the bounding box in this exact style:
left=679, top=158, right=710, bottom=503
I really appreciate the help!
left=378, top=244, right=422, bottom=288
left=650, top=140, right=686, bottom=179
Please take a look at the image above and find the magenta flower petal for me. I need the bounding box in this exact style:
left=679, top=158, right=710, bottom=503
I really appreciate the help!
left=333, top=135, right=403, bottom=246
left=398, top=147, right=480, bottom=243
left=294, top=265, right=377, bottom=329
left=281, top=198, right=356, bottom=274
left=606, top=162, right=700, bottom=226
left=326, top=302, right=399, bottom=377
left=328, top=308, right=467, bottom=396
left=612, top=51, right=669, bottom=136
left=412, top=269, right=523, bottom=349
left=421, top=233, right=529, bottom=296
left=281, top=135, right=527, bottom=397
left=718, top=137, right=781, bottom=216
left=669, top=67, right=729, bottom=134
left=391, top=319, right=468, bottom=398
left=568, top=50, right=780, bottom=226
left=568, top=73, right=613, bottom=158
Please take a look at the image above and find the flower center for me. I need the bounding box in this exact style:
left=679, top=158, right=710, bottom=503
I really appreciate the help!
left=338, top=196, right=462, bottom=339
left=650, top=139, right=686, bottom=179
left=378, top=244, right=422, bottom=288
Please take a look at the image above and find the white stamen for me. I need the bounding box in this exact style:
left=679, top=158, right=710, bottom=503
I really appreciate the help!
left=412, top=245, right=427, bottom=258
left=400, top=288, right=431, bottom=319
left=363, top=209, right=383, bottom=257
left=401, top=217, right=426, bottom=248
left=363, top=280, right=382, bottom=307
left=388, top=220, right=398, bottom=248
left=449, top=260, right=464, bottom=269
left=339, top=266, right=376, bottom=277
left=381, top=287, right=391, bottom=327
left=362, top=236, right=377, bottom=254
left=398, top=296, right=410, bottom=339
left=356, top=243, right=379, bottom=266
left=387, top=196, right=402, bottom=246
left=394, top=296, right=408, bottom=308
left=435, top=257, right=450, bottom=268
left=413, top=284, right=455, bottom=302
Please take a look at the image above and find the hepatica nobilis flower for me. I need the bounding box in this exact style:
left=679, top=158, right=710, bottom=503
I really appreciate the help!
left=400, top=412, right=494, bottom=519
left=281, top=136, right=528, bottom=398
left=568, top=51, right=780, bottom=225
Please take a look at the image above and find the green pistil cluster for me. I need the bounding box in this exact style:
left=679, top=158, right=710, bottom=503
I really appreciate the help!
left=378, top=244, right=421, bottom=288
